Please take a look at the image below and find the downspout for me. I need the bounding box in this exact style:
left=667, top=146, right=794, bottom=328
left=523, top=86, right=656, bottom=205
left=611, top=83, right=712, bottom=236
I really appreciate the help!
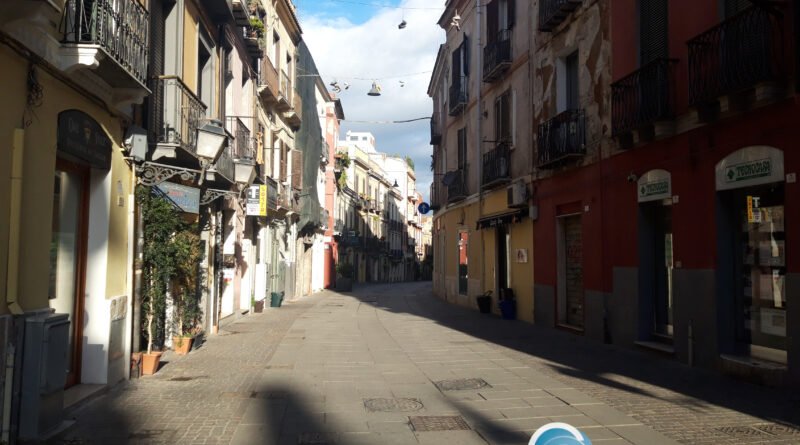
left=128, top=164, right=138, bottom=362
left=6, top=128, right=25, bottom=315
left=476, top=0, right=487, bottom=296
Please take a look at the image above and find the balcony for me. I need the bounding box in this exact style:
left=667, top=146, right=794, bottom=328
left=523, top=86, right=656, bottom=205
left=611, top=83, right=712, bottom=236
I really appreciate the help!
left=539, top=0, right=583, bottom=31
left=430, top=112, right=442, bottom=145
left=61, top=0, right=149, bottom=90
left=444, top=170, right=469, bottom=203
left=258, top=55, right=280, bottom=104
left=225, top=116, right=255, bottom=160
left=243, top=26, right=263, bottom=58
left=231, top=0, right=250, bottom=26
left=483, top=29, right=512, bottom=83
left=449, top=76, right=468, bottom=116
left=277, top=70, right=292, bottom=111
left=537, top=109, right=586, bottom=169
left=152, top=76, right=207, bottom=160
left=688, top=5, right=785, bottom=107
left=430, top=178, right=442, bottom=211
left=482, top=142, right=511, bottom=188
left=277, top=184, right=297, bottom=212
left=285, top=90, right=302, bottom=128
left=611, top=58, right=678, bottom=136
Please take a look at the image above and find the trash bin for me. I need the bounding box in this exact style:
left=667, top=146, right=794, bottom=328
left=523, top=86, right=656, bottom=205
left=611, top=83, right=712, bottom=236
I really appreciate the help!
left=270, top=292, right=283, bottom=307
left=476, top=295, right=491, bottom=313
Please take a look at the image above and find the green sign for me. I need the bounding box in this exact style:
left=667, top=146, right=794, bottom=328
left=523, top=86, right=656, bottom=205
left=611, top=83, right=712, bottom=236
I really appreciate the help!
left=725, top=158, right=771, bottom=183
left=639, top=180, right=669, bottom=198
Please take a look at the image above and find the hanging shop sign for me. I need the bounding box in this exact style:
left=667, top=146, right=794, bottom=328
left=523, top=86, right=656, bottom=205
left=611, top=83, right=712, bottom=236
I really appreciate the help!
left=57, top=110, right=112, bottom=169
left=715, top=146, right=784, bottom=191
left=747, top=195, right=763, bottom=223
left=246, top=185, right=268, bottom=216
left=155, top=182, right=200, bottom=214
left=637, top=169, right=671, bottom=203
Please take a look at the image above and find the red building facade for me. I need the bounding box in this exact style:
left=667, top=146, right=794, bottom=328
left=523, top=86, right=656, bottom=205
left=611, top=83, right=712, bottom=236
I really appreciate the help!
left=531, top=0, right=799, bottom=387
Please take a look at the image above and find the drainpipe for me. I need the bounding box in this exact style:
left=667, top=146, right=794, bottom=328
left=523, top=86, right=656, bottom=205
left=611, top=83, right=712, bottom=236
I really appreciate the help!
left=476, top=0, right=486, bottom=296
left=6, top=128, right=25, bottom=315
left=127, top=164, right=137, bottom=368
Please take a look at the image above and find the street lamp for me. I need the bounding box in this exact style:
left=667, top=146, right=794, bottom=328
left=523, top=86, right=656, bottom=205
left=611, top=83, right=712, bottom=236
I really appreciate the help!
left=196, top=119, right=228, bottom=185
left=234, top=156, right=257, bottom=186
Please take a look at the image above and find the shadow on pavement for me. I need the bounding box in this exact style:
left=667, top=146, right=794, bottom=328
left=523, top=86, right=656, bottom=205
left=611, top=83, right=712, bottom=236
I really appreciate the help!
left=345, top=282, right=800, bottom=431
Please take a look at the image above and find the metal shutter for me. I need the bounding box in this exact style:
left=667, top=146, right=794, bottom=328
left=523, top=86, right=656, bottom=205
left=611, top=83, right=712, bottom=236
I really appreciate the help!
left=487, top=0, right=498, bottom=42
left=639, top=0, right=668, bottom=65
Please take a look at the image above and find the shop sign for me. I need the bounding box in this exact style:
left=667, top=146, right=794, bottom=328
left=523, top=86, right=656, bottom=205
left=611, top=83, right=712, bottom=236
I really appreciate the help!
left=716, top=146, right=784, bottom=191
left=57, top=110, right=112, bottom=169
left=246, top=185, right=268, bottom=216
left=155, top=182, right=199, bottom=214
left=747, top=195, right=762, bottom=223
left=637, top=169, right=671, bottom=203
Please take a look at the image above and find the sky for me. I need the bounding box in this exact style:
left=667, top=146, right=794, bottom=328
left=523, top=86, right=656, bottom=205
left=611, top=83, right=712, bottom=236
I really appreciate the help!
left=293, top=0, right=445, bottom=206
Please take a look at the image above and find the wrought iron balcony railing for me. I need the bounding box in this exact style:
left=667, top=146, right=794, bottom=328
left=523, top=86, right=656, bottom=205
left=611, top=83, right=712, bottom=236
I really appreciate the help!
left=482, top=142, right=511, bottom=187
left=62, top=0, right=149, bottom=86
left=688, top=5, right=784, bottom=106
left=537, top=109, right=586, bottom=169
left=225, top=116, right=254, bottom=160
left=445, top=170, right=469, bottom=203
left=430, top=112, right=442, bottom=145
left=539, top=0, right=583, bottom=31
left=449, top=76, right=468, bottom=116
left=483, top=29, right=512, bottom=82
left=153, top=76, right=207, bottom=155
left=259, top=55, right=280, bottom=103
left=611, top=58, right=678, bottom=135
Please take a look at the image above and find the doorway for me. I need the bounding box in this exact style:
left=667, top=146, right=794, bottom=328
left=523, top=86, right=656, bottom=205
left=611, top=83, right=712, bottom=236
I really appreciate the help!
left=639, top=200, right=674, bottom=341
left=49, top=160, right=90, bottom=388
left=495, top=225, right=511, bottom=296
left=458, top=231, right=469, bottom=295
left=557, top=214, right=583, bottom=329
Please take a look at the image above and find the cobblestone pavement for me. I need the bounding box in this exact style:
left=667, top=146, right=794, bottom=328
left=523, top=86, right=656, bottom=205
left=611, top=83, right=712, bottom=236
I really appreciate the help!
left=54, top=282, right=800, bottom=444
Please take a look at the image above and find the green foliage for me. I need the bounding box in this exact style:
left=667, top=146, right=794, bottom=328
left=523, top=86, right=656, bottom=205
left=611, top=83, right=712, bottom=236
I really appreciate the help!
left=249, top=17, right=265, bottom=37
left=405, top=156, right=415, bottom=171
left=336, top=152, right=351, bottom=169
left=337, top=170, right=348, bottom=189
left=173, top=224, right=203, bottom=336
left=335, top=262, right=354, bottom=279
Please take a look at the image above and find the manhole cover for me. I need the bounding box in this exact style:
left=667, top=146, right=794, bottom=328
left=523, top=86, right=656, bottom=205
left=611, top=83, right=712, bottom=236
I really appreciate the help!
left=716, top=426, right=770, bottom=438
left=409, top=416, right=470, bottom=432
left=754, top=423, right=800, bottom=436
left=364, top=398, right=423, bottom=412
left=434, top=378, right=490, bottom=391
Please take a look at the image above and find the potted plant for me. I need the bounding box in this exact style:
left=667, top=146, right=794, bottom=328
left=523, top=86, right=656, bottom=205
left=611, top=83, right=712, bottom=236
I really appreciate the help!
left=136, top=186, right=181, bottom=374
left=171, top=225, right=203, bottom=355
left=477, top=290, right=492, bottom=314
left=249, top=16, right=264, bottom=39
left=335, top=262, right=354, bottom=291
left=252, top=296, right=264, bottom=313
left=498, top=288, right=516, bottom=320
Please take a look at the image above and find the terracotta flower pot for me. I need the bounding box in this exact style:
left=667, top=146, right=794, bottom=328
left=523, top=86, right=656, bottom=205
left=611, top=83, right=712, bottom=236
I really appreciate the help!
left=141, top=351, right=163, bottom=375
left=173, top=336, right=193, bottom=355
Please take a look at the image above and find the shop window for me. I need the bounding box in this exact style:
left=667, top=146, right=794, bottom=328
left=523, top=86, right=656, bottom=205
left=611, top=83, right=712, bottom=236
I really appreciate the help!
left=458, top=231, right=469, bottom=295
left=557, top=214, right=583, bottom=329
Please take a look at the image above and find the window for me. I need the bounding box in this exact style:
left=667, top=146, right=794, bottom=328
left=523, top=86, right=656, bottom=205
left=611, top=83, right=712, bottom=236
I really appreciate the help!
left=350, top=136, right=358, bottom=141
left=557, top=51, right=579, bottom=113
left=487, top=0, right=515, bottom=39
left=639, top=0, right=668, bottom=65
left=494, top=91, right=511, bottom=143
left=272, top=33, right=280, bottom=67
left=451, top=36, right=469, bottom=83
left=457, top=127, right=467, bottom=170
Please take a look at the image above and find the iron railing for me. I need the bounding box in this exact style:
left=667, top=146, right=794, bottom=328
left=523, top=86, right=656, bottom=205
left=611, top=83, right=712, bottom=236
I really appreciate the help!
left=62, top=0, right=149, bottom=85
left=430, top=112, right=442, bottom=145
left=153, top=76, right=207, bottom=154
left=688, top=5, right=784, bottom=106
left=483, top=142, right=511, bottom=186
left=225, top=117, right=255, bottom=160
left=611, top=58, right=678, bottom=135
left=446, top=170, right=469, bottom=203
left=449, top=76, right=468, bottom=115
left=483, top=29, right=512, bottom=82
left=537, top=109, right=586, bottom=169
left=259, top=55, right=280, bottom=99
left=430, top=178, right=442, bottom=210
left=279, top=70, right=291, bottom=103
left=539, top=0, right=583, bottom=31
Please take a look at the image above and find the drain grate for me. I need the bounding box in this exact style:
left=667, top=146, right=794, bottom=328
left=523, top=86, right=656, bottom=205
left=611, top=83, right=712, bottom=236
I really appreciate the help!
left=434, top=378, right=490, bottom=391
left=409, top=416, right=470, bottom=432
left=754, top=423, right=800, bottom=436
left=716, top=426, right=770, bottom=438
left=364, top=398, right=423, bottom=412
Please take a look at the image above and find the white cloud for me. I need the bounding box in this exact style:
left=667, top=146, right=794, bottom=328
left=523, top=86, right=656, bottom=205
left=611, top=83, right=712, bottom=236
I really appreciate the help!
left=300, top=0, right=444, bottom=206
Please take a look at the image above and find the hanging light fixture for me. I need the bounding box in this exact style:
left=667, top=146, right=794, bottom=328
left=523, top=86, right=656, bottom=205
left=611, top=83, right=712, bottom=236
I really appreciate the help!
left=398, top=20, right=407, bottom=29
left=367, top=81, right=381, bottom=96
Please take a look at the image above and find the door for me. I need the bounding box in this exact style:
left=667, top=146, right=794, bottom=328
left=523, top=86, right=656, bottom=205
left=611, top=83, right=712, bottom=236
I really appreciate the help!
left=458, top=232, right=469, bottom=295
left=49, top=160, right=89, bottom=388
left=652, top=203, right=674, bottom=338
left=557, top=214, right=583, bottom=329
left=496, top=226, right=510, bottom=295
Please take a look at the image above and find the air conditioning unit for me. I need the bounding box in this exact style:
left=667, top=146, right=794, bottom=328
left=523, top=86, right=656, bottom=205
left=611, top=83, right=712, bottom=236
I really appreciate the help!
left=507, top=180, right=528, bottom=208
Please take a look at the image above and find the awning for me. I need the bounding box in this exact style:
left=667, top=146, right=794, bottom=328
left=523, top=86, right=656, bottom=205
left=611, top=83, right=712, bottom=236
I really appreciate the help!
left=476, top=209, right=527, bottom=230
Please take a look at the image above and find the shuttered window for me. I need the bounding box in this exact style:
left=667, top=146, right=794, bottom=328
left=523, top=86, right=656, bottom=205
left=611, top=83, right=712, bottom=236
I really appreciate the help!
left=487, top=0, right=515, bottom=41
left=639, top=0, right=668, bottom=65
left=566, top=52, right=579, bottom=110
left=487, top=0, right=498, bottom=43
left=457, top=127, right=467, bottom=170
left=494, top=91, right=511, bottom=142
left=291, top=149, right=303, bottom=187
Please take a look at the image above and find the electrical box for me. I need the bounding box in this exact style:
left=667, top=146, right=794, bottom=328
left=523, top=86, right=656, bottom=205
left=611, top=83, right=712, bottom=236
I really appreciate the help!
left=507, top=180, right=528, bottom=208
left=19, top=313, right=69, bottom=440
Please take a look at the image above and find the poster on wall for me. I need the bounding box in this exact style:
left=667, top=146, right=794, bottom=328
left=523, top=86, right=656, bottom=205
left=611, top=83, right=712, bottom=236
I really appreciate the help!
left=246, top=185, right=268, bottom=216
left=516, top=248, right=528, bottom=263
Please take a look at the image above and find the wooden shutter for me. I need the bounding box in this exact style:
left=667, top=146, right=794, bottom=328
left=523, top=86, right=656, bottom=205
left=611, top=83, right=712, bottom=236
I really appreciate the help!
left=566, top=52, right=579, bottom=110
left=639, top=0, right=668, bottom=65
left=291, top=149, right=303, bottom=188
left=462, top=35, right=470, bottom=76
left=452, top=45, right=461, bottom=83
left=507, top=0, right=515, bottom=29
left=457, top=127, right=467, bottom=170
left=487, top=0, right=499, bottom=42
left=147, top=0, right=164, bottom=142
left=280, top=142, right=287, bottom=182
left=500, top=92, right=510, bottom=141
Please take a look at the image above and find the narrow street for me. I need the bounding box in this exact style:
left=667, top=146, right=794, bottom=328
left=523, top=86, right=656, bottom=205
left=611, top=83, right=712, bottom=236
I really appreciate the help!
left=55, top=283, right=800, bottom=445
